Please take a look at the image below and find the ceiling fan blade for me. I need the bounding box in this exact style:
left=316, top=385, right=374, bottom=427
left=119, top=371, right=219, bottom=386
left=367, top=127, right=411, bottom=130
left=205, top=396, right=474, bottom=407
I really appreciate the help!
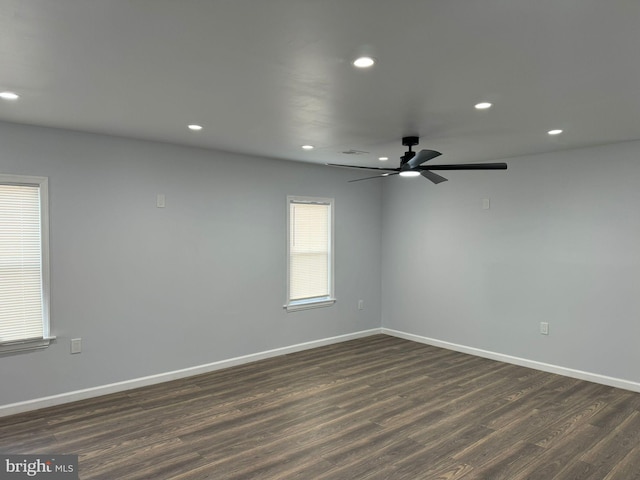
left=348, top=173, right=400, bottom=182
left=327, top=163, right=399, bottom=172
left=420, top=170, right=448, bottom=184
left=419, top=162, right=507, bottom=171
left=406, top=149, right=442, bottom=169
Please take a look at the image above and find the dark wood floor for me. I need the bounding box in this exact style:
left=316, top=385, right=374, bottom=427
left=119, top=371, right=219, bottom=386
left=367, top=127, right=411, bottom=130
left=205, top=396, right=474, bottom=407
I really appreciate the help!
left=2, top=335, right=640, bottom=479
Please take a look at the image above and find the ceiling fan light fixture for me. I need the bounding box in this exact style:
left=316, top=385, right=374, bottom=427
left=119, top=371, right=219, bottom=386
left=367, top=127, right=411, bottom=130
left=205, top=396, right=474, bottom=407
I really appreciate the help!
left=0, top=91, right=19, bottom=100
left=353, top=56, right=375, bottom=68
left=399, top=170, right=420, bottom=177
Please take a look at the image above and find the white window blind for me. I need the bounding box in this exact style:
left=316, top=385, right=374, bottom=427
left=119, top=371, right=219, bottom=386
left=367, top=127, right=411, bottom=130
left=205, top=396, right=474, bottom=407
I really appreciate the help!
left=0, top=175, right=51, bottom=352
left=286, top=196, right=335, bottom=311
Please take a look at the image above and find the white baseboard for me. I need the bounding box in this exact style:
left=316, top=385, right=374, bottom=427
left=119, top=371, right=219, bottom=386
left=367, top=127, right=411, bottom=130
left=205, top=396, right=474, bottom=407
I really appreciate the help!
left=7, top=327, right=638, bottom=418
left=382, top=328, right=640, bottom=393
left=0, top=328, right=383, bottom=418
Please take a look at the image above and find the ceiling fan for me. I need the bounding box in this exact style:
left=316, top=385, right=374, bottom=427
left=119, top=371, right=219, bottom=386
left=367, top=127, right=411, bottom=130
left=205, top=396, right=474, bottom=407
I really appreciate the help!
left=327, top=136, right=507, bottom=184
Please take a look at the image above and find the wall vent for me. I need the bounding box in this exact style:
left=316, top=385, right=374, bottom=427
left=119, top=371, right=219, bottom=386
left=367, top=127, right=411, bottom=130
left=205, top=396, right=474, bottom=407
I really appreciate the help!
left=341, top=149, right=369, bottom=155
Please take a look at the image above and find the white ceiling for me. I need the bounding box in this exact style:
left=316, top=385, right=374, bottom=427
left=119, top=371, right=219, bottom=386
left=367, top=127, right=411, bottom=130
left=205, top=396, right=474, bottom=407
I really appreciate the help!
left=1, top=0, right=639, bottom=168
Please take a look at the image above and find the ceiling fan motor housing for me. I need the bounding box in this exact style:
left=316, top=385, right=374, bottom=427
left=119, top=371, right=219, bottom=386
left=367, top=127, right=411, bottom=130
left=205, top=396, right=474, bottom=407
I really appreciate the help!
left=400, top=152, right=415, bottom=166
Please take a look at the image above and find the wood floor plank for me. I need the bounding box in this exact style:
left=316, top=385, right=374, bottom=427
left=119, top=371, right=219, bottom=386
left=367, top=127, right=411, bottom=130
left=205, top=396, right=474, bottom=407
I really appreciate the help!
left=501, top=423, right=603, bottom=480
left=1, top=334, right=640, bottom=479
left=454, top=440, right=544, bottom=480
left=579, top=409, right=640, bottom=474
left=602, top=444, right=640, bottom=480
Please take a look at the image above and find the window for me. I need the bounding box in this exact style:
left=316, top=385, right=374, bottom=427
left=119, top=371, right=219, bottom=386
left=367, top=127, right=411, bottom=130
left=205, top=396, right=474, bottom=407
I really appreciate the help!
left=0, top=174, right=52, bottom=354
left=285, top=196, right=335, bottom=311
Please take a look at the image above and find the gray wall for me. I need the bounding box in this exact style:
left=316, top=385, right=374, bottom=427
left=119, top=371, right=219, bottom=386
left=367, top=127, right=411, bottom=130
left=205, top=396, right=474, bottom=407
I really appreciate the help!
left=5, top=118, right=639, bottom=407
left=382, top=141, right=640, bottom=383
left=0, top=122, right=383, bottom=405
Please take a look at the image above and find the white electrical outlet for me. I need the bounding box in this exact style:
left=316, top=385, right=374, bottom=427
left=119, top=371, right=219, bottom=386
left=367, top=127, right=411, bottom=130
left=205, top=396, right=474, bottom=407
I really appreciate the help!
left=540, top=322, right=549, bottom=335
left=71, top=338, right=82, bottom=354
left=358, top=300, right=364, bottom=310
left=482, top=198, right=490, bottom=210
left=156, top=194, right=166, bottom=208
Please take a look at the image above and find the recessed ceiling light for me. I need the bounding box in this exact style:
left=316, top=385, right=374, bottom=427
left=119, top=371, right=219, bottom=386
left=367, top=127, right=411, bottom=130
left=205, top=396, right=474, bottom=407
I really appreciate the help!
left=548, top=129, right=563, bottom=135
left=301, top=145, right=314, bottom=150
left=474, top=102, right=492, bottom=110
left=188, top=124, right=203, bottom=131
left=353, top=56, right=375, bottom=68
left=0, top=91, right=19, bottom=100
left=378, top=157, right=389, bottom=161
left=399, top=171, right=421, bottom=177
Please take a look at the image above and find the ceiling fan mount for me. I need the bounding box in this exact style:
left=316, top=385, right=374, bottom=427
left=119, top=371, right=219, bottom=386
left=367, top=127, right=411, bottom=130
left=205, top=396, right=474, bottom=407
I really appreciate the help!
left=401, top=136, right=419, bottom=147
left=327, top=136, right=507, bottom=184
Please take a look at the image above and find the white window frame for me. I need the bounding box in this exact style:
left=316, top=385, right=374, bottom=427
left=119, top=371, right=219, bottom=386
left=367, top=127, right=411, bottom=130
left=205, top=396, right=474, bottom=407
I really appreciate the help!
left=0, top=174, right=53, bottom=354
left=285, top=195, right=336, bottom=312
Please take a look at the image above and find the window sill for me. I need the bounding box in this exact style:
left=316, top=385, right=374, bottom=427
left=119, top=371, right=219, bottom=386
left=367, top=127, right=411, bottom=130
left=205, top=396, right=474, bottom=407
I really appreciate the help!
left=284, top=298, right=336, bottom=312
left=0, top=336, right=56, bottom=355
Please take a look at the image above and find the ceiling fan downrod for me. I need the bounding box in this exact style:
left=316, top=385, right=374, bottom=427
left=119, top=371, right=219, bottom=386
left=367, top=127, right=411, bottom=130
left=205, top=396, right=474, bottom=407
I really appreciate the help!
left=400, top=136, right=419, bottom=165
